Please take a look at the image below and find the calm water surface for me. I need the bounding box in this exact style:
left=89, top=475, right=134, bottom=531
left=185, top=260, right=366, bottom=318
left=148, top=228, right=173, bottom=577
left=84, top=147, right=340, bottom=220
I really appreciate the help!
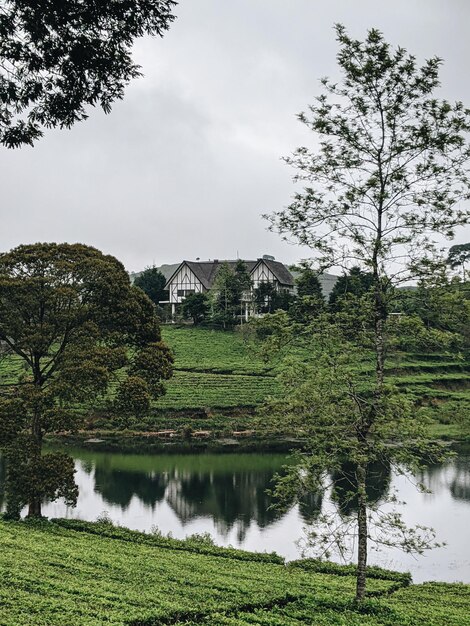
left=6, top=446, right=470, bottom=583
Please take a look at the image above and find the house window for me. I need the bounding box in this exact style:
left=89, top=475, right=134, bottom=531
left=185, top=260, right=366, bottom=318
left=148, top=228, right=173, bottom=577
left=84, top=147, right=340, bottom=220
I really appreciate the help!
left=177, top=289, right=195, bottom=298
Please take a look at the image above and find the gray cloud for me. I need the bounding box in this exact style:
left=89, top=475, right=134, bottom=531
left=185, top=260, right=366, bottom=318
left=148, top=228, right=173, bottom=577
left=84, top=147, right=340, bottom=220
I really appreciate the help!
left=1, top=0, right=469, bottom=272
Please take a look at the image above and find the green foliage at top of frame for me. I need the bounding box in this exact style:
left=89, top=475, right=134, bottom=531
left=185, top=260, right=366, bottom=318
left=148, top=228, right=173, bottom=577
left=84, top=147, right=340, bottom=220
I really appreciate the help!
left=1, top=519, right=469, bottom=626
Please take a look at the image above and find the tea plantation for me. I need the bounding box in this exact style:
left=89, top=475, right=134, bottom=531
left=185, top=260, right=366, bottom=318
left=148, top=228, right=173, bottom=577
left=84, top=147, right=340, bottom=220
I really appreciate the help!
left=159, top=327, right=470, bottom=412
left=1, top=519, right=469, bottom=626
left=153, top=327, right=470, bottom=441
left=1, top=326, right=469, bottom=438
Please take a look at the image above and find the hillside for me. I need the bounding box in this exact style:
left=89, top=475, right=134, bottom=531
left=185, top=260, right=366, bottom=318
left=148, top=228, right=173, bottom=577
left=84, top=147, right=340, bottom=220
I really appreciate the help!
left=155, top=327, right=470, bottom=430
left=2, top=326, right=469, bottom=443
left=1, top=519, right=469, bottom=626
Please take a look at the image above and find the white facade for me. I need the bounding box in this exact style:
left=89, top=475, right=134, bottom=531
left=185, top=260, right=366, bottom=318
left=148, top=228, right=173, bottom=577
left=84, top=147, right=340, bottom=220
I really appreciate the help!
left=251, top=261, right=279, bottom=289
left=168, top=265, right=204, bottom=304
left=165, top=258, right=294, bottom=318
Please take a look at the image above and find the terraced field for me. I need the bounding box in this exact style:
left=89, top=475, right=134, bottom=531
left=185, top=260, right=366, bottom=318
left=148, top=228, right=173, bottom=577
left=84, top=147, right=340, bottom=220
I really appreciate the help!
left=1, top=519, right=469, bottom=626
left=1, top=326, right=469, bottom=434
left=155, top=370, right=279, bottom=410
left=157, top=327, right=470, bottom=428
left=161, top=327, right=272, bottom=375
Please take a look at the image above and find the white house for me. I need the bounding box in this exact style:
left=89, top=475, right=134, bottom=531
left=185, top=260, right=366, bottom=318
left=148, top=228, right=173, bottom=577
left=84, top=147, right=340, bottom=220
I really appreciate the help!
left=164, top=256, right=295, bottom=318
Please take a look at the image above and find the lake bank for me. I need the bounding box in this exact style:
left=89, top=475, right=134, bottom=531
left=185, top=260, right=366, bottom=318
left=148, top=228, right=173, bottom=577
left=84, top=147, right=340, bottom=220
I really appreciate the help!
left=27, top=444, right=470, bottom=584
left=46, top=419, right=470, bottom=456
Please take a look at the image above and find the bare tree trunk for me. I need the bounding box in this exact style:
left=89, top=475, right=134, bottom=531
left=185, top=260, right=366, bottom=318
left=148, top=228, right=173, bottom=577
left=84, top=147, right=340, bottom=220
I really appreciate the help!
left=374, top=285, right=387, bottom=389
left=356, top=462, right=368, bottom=601
left=27, top=498, right=42, bottom=518
left=27, top=401, right=43, bottom=518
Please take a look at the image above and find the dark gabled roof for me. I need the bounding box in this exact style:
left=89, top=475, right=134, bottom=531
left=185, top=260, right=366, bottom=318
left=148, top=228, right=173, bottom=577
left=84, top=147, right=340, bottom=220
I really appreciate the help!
left=165, top=260, right=256, bottom=290
left=255, top=259, right=295, bottom=287
left=185, top=261, right=219, bottom=289
left=166, top=259, right=293, bottom=290
left=186, top=260, right=258, bottom=289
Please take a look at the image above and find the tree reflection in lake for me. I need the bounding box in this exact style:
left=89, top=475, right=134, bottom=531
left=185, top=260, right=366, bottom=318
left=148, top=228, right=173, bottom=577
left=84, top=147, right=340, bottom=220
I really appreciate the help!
left=1, top=447, right=470, bottom=582
left=450, top=447, right=470, bottom=502
left=165, top=469, right=284, bottom=540
left=87, top=453, right=382, bottom=539
left=331, top=460, right=391, bottom=517
left=412, top=445, right=470, bottom=504
left=94, top=465, right=167, bottom=510
left=90, top=460, right=289, bottom=540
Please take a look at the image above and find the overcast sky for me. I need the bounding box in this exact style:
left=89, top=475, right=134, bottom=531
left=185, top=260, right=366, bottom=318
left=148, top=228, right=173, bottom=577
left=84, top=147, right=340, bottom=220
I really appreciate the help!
left=1, top=0, right=470, bottom=273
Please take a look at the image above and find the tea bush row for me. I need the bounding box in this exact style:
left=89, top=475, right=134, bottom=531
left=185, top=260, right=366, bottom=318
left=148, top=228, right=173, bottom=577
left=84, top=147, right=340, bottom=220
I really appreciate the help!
left=0, top=519, right=395, bottom=626
left=52, top=518, right=285, bottom=564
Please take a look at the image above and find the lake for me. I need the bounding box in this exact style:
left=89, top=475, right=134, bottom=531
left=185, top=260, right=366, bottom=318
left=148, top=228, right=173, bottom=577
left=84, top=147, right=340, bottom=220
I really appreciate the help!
left=3, top=445, right=470, bottom=583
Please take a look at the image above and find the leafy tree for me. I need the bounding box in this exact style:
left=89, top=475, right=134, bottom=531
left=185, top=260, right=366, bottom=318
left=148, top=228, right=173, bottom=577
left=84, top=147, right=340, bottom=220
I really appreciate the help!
left=0, top=243, right=173, bottom=518
left=181, top=292, right=210, bottom=325
left=296, top=267, right=324, bottom=300
left=266, top=25, right=470, bottom=600
left=397, top=276, right=470, bottom=346
left=0, top=0, right=176, bottom=147
left=254, top=283, right=294, bottom=315
left=134, top=266, right=168, bottom=307
left=328, top=267, right=374, bottom=312
left=448, top=243, right=470, bottom=277
left=233, top=260, right=253, bottom=297
left=212, top=261, right=252, bottom=327
left=271, top=289, right=295, bottom=313
left=259, top=314, right=445, bottom=599
left=114, top=376, right=153, bottom=429
left=289, top=294, right=322, bottom=324
left=290, top=267, right=325, bottom=322
left=387, top=314, right=463, bottom=352
left=253, top=282, right=276, bottom=314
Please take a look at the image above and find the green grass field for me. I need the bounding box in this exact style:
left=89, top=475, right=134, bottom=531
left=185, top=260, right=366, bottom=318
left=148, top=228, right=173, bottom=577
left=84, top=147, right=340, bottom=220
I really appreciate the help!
left=156, top=328, right=470, bottom=440
left=153, top=327, right=280, bottom=411
left=1, top=519, right=469, bottom=626
left=159, top=326, right=470, bottom=412
left=1, top=325, right=469, bottom=437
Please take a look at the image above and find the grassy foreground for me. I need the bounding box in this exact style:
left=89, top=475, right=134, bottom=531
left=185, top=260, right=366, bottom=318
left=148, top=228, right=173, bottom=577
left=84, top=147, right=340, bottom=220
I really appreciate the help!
left=1, top=519, right=469, bottom=625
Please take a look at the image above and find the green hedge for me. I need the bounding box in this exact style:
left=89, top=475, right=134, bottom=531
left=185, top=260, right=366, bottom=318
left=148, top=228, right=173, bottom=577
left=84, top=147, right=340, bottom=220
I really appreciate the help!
left=288, top=559, right=411, bottom=585
left=51, top=518, right=285, bottom=564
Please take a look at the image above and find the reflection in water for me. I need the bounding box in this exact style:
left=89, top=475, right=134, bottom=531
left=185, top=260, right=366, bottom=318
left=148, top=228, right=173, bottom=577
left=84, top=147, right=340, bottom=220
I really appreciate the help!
left=166, top=469, right=283, bottom=541
left=298, top=491, right=323, bottom=524
left=1, top=446, right=469, bottom=582
left=94, top=465, right=166, bottom=510
left=76, top=454, right=393, bottom=539
left=413, top=445, right=470, bottom=504
left=331, top=460, right=391, bottom=517
left=450, top=455, right=470, bottom=502
left=91, top=463, right=296, bottom=540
